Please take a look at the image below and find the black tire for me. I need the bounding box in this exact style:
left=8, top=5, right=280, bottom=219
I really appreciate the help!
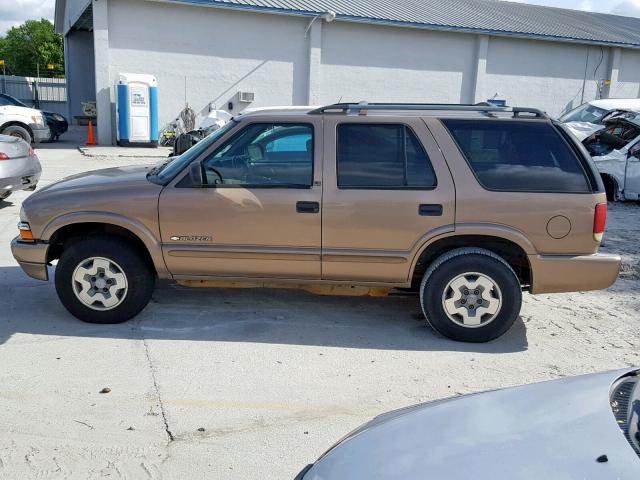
left=2, top=125, right=31, bottom=142
left=55, top=237, right=155, bottom=324
left=601, top=175, right=618, bottom=202
left=420, top=248, right=522, bottom=343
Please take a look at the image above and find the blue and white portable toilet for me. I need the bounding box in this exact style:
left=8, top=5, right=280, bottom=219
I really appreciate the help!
left=116, top=73, right=158, bottom=147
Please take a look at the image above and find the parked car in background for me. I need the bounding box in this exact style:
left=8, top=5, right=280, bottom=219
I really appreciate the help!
left=0, top=93, right=68, bottom=142
left=296, top=368, right=640, bottom=480
left=0, top=97, right=50, bottom=144
left=11, top=103, right=620, bottom=343
left=582, top=111, right=640, bottom=201
left=560, top=98, right=640, bottom=140
left=0, top=134, right=42, bottom=201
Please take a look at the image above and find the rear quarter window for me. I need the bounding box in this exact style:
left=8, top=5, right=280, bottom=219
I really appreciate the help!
left=442, top=120, right=591, bottom=193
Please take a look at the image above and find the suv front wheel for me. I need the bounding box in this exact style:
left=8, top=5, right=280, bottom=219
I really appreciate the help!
left=55, top=237, right=155, bottom=324
left=420, top=248, right=522, bottom=343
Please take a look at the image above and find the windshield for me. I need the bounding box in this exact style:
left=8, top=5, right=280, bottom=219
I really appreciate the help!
left=560, top=103, right=608, bottom=124
left=149, top=120, right=238, bottom=183
left=0, top=94, right=28, bottom=108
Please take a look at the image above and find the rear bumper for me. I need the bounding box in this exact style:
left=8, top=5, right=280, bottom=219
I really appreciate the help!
left=0, top=156, right=42, bottom=193
left=529, top=253, right=621, bottom=294
left=0, top=170, right=41, bottom=194
left=10, top=236, right=49, bottom=281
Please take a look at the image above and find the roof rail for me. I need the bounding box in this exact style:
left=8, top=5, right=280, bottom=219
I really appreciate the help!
left=309, top=102, right=549, bottom=119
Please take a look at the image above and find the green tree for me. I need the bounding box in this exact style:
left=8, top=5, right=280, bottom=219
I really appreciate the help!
left=0, top=19, right=64, bottom=76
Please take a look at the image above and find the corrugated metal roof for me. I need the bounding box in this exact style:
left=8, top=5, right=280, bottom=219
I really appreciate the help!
left=160, top=0, right=640, bottom=48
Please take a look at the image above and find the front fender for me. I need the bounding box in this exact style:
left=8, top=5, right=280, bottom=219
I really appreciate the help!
left=41, top=211, right=171, bottom=278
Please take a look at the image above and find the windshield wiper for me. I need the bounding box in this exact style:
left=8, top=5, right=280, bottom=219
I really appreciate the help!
left=147, top=157, right=175, bottom=177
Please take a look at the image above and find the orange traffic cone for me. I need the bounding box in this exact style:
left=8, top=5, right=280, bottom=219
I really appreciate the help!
left=86, top=120, right=96, bottom=146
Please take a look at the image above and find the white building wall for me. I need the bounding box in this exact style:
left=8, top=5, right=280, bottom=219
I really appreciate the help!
left=614, top=49, right=640, bottom=98
left=66, top=0, right=640, bottom=143
left=318, top=22, right=477, bottom=105
left=106, top=0, right=310, bottom=129
left=482, top=37, right=611, bottom=117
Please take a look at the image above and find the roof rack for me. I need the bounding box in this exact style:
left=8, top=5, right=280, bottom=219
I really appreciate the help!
left=309, top=102, right=549, bottom=119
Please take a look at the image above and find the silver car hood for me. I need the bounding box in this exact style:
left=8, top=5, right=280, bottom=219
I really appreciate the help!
left=306, top=368, right=640, bottom=480
left=564, top=121, right=605, bottom=141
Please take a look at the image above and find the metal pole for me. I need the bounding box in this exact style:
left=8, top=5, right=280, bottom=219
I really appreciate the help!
left=35, top=63, right=40, bottom=109
left=2, top=62, right=5, bottom=94
left=580, top=48, right=590, bottom=105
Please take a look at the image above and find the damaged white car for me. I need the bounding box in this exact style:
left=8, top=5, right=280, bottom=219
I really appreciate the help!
left=561, top=98, right=640, bottom=141
left=580, top=111, right=640, bottom=201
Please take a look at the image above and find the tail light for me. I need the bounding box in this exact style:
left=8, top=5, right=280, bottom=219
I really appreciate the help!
left=28, top=147, right=35, bottom=156
left=594, top=203, right=607, bottom=242
left=0, top=152, right=8, bottom=160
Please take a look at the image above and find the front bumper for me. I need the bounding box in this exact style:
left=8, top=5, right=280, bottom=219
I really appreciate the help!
left=10, top=236, right=49, bottom=281
left=30, top=124, right=51, bottom=143
left=529, top=253, right=621, bottom=294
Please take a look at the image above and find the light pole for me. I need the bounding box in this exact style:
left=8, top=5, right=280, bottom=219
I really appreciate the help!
left=1, top=59, right=6, bottom=94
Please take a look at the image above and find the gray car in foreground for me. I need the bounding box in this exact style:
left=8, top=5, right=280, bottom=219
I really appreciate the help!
left=0, top=134, right=42, bottom=200
left=297, top=368, right=640, bottom=479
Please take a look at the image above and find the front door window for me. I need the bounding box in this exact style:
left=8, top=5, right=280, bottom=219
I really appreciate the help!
left=202, top=123, right=314, bottom=188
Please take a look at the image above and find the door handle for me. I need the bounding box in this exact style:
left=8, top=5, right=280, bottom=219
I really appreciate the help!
left=419, top=204, right=443, bottom=216
left=296, top=201, right=320, bottom=214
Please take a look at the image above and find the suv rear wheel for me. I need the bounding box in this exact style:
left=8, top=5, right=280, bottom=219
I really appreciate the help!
left=420, top=248, right=522, bottom=343
left=55, top=237, right=155, bottom=324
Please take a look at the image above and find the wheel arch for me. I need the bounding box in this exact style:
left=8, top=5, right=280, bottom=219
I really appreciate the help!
left=410, top=231, right=533, bottom=290
left=0, top=121, right=34, bottom=141
left=44, top=216, right=168, bottom=278
left=600, top=173, right=620, bottom=201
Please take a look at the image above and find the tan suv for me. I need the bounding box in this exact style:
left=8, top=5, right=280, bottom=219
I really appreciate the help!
left=11, top=103, right=621, bottom=343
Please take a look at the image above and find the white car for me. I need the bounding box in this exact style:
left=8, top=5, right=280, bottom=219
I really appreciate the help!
left=0, top=134, right=42, bottom=201
left=560, top=98, right=640, bottom=141
left=0, top=103, right=50, bottom=143
left=297, top=368, right=640, bottom=480
left=582, top=111, right=640, bottom=201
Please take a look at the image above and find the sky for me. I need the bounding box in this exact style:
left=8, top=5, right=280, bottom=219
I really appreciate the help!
left=1, top=0, right=640, bottom=35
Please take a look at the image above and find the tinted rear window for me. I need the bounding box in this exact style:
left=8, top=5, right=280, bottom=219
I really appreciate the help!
left=442, top=120, right=591, bottom=193
left=337, top=124, right=437, bottom=188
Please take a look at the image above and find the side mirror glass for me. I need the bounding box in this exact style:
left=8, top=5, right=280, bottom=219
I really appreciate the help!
left=189, top=162, right=204, bottom=186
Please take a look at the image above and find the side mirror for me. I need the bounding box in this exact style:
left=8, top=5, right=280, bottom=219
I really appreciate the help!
left=189, top=162, right=205, bottom=186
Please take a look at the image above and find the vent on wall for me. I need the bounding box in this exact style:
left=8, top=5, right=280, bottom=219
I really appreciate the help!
left=238, top=91, right=255, bottom=103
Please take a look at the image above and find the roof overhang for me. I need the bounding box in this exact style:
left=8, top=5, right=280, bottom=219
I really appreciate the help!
left=54, top=0, right=66, bottom=34
left=55, top=0, right=93, bottom=35
left=146, top=0, right=640, bottom=50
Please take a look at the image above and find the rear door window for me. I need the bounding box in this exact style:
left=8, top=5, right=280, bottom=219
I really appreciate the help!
left=337, top=124, right=437, bottom=189
left=442, top=120, right=591, bottom=193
